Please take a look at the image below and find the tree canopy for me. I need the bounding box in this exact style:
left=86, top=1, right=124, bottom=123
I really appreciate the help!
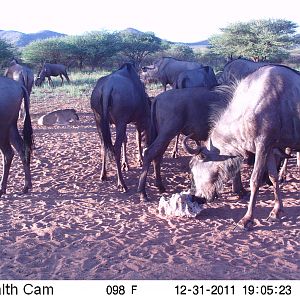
left=208, top=19, right=299, bottom=62
left=0, top=38, right=16, bottom=68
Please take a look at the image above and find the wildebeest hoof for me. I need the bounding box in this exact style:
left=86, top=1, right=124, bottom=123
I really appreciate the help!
left=233, top=219, right=254, bottom=231
left=121, top=162, right=129, bottom=172
left=266, top=209, right=284, bottom=222
left=117, top=184, right=128, bottom=193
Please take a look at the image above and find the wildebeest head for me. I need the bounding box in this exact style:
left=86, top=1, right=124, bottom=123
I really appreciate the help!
left=183, top=136, right=242, bottom=202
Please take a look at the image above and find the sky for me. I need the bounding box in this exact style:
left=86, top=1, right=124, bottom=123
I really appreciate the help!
left=1, top=0, right=300, bottom=43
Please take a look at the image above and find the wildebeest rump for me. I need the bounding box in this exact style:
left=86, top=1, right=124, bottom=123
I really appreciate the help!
left=141, top=57, right=203, bottom=91
left=0, top=77, right=33, bottom=197
left=4, top=59, right=34, bottom=96
left=91, top=63, right=151, bottom=192
left=35, top=63, right=70, bottom=87
left=137, top=86, right=231, bottom=202
left=186, top=65, right=300, bottom=230
left=175, top=66, right=218, bottom=89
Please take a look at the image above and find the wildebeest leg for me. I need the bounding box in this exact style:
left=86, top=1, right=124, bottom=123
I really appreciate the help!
left=266, top=152, right=284, bottom=222
left=171, top=134, right=180, bottom=158
left=153, top=155, right=165, bottom=192
left=121, top=134, right=129, bottom=171
left=63, top=72, right=70, bottom=83
left=48, top=76, right=54, bottom=87
left=278, top=147, right=291, bottom=182
left=136, top=129, right=143, bottom=166
left=10, top=125, right=32, bottom=193
left=0, top=138, right=14, bottom=197
left=138, top=136, right=171, bottom=201
left=232, top=170, right=248, bottom=198
left=114, top=124, right=128, bottom=192
left=236, top=147, right=268, bottom=230
left=59, top=74, right=64, bottom=86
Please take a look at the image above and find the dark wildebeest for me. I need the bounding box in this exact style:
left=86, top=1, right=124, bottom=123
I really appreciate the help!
left=137, top=86, right=240, bottom=202
left=35, top=63, right=70, bottom=87
left=141, top=57, right=203, bottom=91
left=4, top=59, right=34, bottom=119
left=219, top=57, right=300, bottom=180
left=4, top=59, right=34, bottom=96
left=0, top=77, right=33, bottom=196
left=171, top=66, right=219, bottom=158
left=175, top=66, right=218, bottom=89
left=185, top=65, right=300, bottom=230
left=218, top=57, right=269, bottom=84
left=91, top=63, right=151, bottom=192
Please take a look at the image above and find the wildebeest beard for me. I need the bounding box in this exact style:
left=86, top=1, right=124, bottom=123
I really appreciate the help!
left=190, top=155, right=243, bottom=202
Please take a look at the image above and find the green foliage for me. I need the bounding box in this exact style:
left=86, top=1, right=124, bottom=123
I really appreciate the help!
left=209, top=19, right=299, bottom=62
left=164, top=44, right=195, bottom=61
left=0, top=38, right=16, bottom=68
left=119, top=31, right=166, bottom=68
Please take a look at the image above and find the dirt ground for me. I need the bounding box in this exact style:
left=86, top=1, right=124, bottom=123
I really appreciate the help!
left=0, top=91, right=299, bottom=280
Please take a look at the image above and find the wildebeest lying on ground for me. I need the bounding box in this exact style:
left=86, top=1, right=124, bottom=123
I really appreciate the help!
left=141, top=57, right=203, bottom=91
left=38, top=109, right=79, bottom=126
left=137, top=86, right=245, bottom=202
left=35, top=63, right=70, bottom=87
left=91, top=63, right=151, bottom=192
left=175, top=66, right=218, bottom=89
left=0, top=77, right=33, bottom=197
left=185, top=65, right=300, bottom=230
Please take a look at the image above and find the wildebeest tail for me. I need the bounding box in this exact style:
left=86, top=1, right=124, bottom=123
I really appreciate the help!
left=150, top=97, right=158, bottom=144
left=21, top=86, right=33, bottom=164
left=91, top=87, right=115, bottom=159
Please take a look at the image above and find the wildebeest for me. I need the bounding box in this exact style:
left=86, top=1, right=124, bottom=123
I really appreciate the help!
left=35, top=63, right=70, bottom=87
left=137, top=86, right=235, bottom=202
left=38, top=108, right=79, bottom=126
left=4, top=59, right=34, bottom=96
left=185, top=65, right=300, bottom=230
left=218, top=57, right=269, bottom=84
left=141, top=57, right=203, bottom=91
left=91, top=63, right=151, bottom=192
left=219, top=57, right=300, bottom=179
left=0, top=77, right=33, bottom=197
left=175, top=66, right=218, bottom=89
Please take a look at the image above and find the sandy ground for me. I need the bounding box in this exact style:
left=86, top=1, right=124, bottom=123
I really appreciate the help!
left=0, top=89, right=299, bottom=280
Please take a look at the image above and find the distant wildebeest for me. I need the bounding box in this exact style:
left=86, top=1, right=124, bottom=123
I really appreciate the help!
left=0, top=77, right=33, bottom=197
left=141, top=57, right=203, bottom=91
left=38, top=109, right=79, bottom=126
left=137, top=86, right=239, bottom=202
left=35, top=63, right=70, bottom=87
left=219, top=57, right=300, bottom=180
left=185, top=65, right=300, bottom=230
left=91, top=63, right=151, bottom=192
left=175, top=66, right=218, bottom=89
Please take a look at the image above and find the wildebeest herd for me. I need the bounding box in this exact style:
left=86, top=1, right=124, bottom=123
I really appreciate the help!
left=1, top=57, right=300, bottom=231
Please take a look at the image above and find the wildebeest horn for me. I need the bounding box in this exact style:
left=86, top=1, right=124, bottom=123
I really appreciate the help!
left=207, top=138, right=217, bottom=152
left=182, top=135, right=202, bottom=155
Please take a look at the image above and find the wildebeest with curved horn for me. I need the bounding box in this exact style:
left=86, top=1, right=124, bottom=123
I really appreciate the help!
left=185, top=65, right=300, bottom=230
left=137, top=86, right=238, bottom=202
left=141, top=57, right=203, bottom=91
left=0, top=77, right=33, bottom=196
left=91, top=63, right=151, bottom=192
left=35, top=63, right=70, bottom=87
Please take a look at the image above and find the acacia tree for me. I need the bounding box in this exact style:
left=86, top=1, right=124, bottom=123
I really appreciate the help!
left=209, top=19, right=299, bottom=62
left=0, top=38, right=15, bottom=68
left=119, top=31, right=166, bottom=68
